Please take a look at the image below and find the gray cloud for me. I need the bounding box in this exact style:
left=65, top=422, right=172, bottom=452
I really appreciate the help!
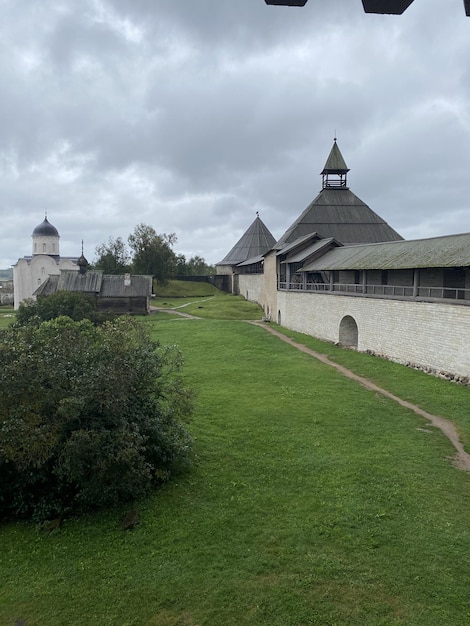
left=1, top=0, right=470, bottom=268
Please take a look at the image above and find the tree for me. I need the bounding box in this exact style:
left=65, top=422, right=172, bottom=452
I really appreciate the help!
left=174, top=254, right=216, bottom=276
left=94, top=237, right=131, bottom=274
left=186, top=256, right=216, bottom=276
left=128, top=224, right=177, bottom=284
left=0, top=316, right=193, bottom=520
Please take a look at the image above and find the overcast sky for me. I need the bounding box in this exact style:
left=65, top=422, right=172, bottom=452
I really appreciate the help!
left=2, top=0, right=470, bottom=268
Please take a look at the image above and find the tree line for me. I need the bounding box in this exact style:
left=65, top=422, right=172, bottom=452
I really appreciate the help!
left=94, top=223, right=215, bottom=283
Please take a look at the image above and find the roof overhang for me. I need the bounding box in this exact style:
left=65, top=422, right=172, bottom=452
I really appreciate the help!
left=237, top=254, right=264, bottom=267
left=276, top=232, right=322, bottom=257
left=280, top=238, right=339, bottom=264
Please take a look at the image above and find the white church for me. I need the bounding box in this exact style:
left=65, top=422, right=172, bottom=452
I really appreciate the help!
left=13, top=216, right=79, bottom=309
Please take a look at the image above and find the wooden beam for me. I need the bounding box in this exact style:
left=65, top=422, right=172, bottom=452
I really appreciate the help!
left=265, top=0, right=308, bottom=6
left=362, top=0, right=414, bottom=13
left=265, top=0, right=469, bottom=15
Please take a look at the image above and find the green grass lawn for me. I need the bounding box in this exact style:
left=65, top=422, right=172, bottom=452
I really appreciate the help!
left=268, top=324, right=470, bottom=451
left=1, top=318, right=470, bottom=625
left=153, top=280, right=221, bottom=299
left=152, top=290, right=263, bottom=320
left=0, top=307, right=15, bottom=329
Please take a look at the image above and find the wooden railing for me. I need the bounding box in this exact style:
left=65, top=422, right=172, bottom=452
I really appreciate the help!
left=278, top=282, right=470, bottom=301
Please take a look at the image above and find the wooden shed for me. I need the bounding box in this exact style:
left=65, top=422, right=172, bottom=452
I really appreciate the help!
left=34, top=269, right=153, bottom=315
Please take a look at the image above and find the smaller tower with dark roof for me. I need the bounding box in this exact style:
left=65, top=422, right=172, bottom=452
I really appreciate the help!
left=32, top=215, right=60, bottom=257
left=77, top=241, right=89, bottom=275
left=217, top=213, right=276, bottom=269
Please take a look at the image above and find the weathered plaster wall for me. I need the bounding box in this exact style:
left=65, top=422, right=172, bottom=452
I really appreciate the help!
left=13, top=257, right=79, bottom=309
left=277, top=291, right=470, bottom=378
left=235, top=252, right=279, bottom=318
left=238, top=274, right=264, bottom=305
left=259, top=251, right=278, bottom=320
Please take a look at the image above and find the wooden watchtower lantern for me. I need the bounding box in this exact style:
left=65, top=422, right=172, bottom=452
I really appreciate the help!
left=321, top=140, right=350, bottom=189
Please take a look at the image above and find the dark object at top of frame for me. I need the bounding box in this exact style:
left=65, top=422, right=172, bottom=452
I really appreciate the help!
left=265, top=0, right=470, bottom=16
left=265, top=0, right=308, bottom=5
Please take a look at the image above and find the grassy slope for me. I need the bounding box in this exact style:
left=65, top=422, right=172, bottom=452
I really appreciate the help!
left=153, top=280, right=221, bottom=299
left=1, top=317, right=470, bottom=626
left=152, top=283, right=263, bottom=320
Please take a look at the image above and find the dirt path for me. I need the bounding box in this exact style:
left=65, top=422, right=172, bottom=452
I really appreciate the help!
left=250, top=321, right=470, bottom=474
left=150, top=307, right=201, bottom=319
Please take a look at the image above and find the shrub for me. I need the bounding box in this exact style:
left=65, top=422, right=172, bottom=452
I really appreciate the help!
left=0, top=316, right=193, bottom=520
left=15, top=291, right=113, bottom=327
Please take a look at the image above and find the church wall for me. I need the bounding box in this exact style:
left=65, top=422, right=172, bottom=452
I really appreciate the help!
left=13, top=259, right=33, bottom=309
left=13, top=256, right=79, bottom=309
left=32, top=235, right=59, bottom=256
left=277, top=290, right=470, bottom=379
left=14, top=255, right=61, bottom=309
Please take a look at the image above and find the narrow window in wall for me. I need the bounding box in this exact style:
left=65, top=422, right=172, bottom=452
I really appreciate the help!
left=42, top=243, right=46, bottom=252
left=41, top=267, right=45, bottom=275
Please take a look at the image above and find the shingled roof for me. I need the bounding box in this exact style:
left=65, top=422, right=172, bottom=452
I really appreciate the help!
left=321, top=140, right=350, bottom=174
left=217, top=214, right=276, bottom=266
left=302, top=232, right=470, bottom=272
left=34, top=270, right=152, bottom=299
left=276, top=141, right=403, bottom=248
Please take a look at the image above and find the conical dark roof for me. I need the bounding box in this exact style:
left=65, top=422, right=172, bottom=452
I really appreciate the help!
left=32, top=216, right=59, bottom=237
left=218, top=215, right=276, bottom=265
left=321, top=140, right=350, bottom=174
left=276, top=142, right=402, bottom=248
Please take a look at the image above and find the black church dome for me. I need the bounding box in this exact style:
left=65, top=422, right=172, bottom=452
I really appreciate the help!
left=32, top=217, right=59, bottom=237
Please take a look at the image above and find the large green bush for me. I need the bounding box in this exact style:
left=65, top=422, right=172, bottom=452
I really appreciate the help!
left=15, top=291, right=113, bottom=327
left=0, top=316, right=193, bottom=520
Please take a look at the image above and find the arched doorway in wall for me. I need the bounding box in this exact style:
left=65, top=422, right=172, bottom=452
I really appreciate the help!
left=278, top=310, right=282, bottom=325
left=339, top=315, right=358, bottom=349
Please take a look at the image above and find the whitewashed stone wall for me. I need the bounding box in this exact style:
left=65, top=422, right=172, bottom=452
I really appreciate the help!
left=234, top=252, right=278, bottom=319
left=238, top=274, right=264, bottom=306
left=277, top=291, right=470, bottom=378
left=13, top=256, right=78, bottom=309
